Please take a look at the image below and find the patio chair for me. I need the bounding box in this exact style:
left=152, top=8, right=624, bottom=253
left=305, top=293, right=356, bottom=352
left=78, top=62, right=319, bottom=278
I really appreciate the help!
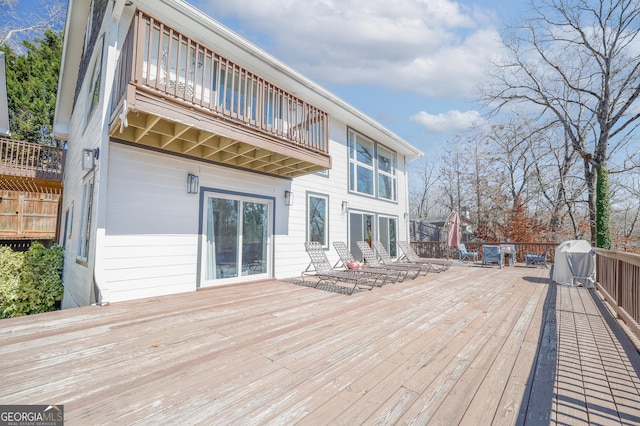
left=482, top=245, right=504, bottom=269
left=458, top=243, right=478, bottom=263
left=525, top=246, right=549, bottom=268
left=396, top=241, right=452, bottom=272
left=356, top=241, right=423, bottom=279
left=303, top=242, right=382, bottom=294
left=332, top=241, right=404, bottom=283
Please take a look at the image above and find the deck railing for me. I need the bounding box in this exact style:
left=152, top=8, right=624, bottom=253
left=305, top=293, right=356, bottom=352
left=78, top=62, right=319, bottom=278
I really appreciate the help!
left=112, top=10, right=329, bottom=155
left=411, top=241, right=558, bottom=263
left=594, top=249, right=640, bottom=340
left=0, top=137, right=65, bottom=180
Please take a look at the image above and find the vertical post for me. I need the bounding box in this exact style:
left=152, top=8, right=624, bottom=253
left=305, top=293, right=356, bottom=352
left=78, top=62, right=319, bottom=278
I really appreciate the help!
left=17, top=192, right=24, bottom=236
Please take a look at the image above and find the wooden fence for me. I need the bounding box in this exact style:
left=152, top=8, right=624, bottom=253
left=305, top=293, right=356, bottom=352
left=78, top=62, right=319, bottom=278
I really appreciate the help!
left=595, top=249, right=640, bottom=340
left=0, top=190, right=59, bottom=240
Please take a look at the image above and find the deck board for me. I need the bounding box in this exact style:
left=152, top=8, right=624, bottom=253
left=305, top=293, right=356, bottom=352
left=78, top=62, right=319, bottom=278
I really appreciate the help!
left=1, top=264, right=639, bottom=425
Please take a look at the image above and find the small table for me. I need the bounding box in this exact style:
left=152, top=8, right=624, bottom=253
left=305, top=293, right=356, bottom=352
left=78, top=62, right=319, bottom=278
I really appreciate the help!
left=500, top=244, right=516, bottom=267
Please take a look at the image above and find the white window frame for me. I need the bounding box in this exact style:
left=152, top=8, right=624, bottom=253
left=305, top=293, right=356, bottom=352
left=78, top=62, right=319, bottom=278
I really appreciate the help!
left=77, top=175, right=94, bottom=262
left=84, top=34, right=104, bottom=130
left=348, top=128, right=397, bottom=201
left=83, top=0, right=95, bottom=55
left=378, top=215, right=399, bottom=258
left=377, top=145, right=397, bottom=201
left=62, top=203, right=73, bottom=248
left=307, top=193, right=329, bottom=248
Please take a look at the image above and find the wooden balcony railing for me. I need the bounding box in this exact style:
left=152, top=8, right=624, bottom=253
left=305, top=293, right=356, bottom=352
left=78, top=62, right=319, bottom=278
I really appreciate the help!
left=0, top=137, right=65, bottom=181
left=595, top=249, right=640, bottom=340
left=112, top=10, right=328, bottom=156
left=411, top=241, right=558, bottom=263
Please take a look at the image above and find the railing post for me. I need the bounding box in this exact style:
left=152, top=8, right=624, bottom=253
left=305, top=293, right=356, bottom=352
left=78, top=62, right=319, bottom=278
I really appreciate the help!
left=616, top=255, right=623, bottom=309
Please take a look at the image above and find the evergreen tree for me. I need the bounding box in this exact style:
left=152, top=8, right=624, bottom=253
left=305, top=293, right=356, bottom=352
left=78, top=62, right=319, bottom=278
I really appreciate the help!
left=1, top=29, right=62, bottom=145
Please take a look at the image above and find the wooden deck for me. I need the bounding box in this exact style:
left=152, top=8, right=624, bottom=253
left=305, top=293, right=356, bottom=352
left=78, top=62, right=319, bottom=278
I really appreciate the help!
left=1, top=264, right=639, bottom=425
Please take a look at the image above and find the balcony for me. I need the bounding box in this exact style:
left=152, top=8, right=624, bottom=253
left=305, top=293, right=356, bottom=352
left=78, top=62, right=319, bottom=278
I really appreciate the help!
left=0, top=137, right=65, bottom=193
left=110, top=10, right=331, bottom=178
left=0, top=137, right=64, bottom=240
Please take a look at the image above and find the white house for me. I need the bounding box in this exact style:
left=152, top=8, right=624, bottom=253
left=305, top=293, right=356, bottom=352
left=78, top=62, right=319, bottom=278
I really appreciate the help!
left=54, top=0, right=423, bottom=307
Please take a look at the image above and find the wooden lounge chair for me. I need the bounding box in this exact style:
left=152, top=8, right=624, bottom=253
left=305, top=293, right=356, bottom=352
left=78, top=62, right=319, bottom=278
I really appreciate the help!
left=302, top=242, right=383, bottom=294
left=333, top=241, right=405, bottom=283
left=356, top=241, right=424, bottom=279
left=372, top=241, right=432, bottom=275
left=397, top=241, right=452, bottom=272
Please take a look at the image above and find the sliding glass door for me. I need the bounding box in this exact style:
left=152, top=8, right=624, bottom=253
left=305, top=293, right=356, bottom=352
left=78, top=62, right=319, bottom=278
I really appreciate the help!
left=202, top=193, right=271, bottom=286
left=349, top=211, right=398, bottom=260
left=349, top=212, right=374, bottom=261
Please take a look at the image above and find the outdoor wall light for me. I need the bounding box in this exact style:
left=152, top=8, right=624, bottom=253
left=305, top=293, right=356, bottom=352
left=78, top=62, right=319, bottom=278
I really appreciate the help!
left=341, top=201, right=349, bottom=213
left=284, top=190, right=293, bottom=206
left=82, top=148, right=100, bottom=171
left=404, top=212, right=410, bottom=220
left=187, top=173, right=199, bottom=194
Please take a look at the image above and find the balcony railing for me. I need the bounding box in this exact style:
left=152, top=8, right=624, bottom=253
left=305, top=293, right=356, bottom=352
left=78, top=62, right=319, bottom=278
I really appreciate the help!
left=0, top=137, right=65, bottom=181
left=595, top=249, right=640, bottom=340
left=112, top=10, right=328, bottom=156
left=411, top=241, right=558, bottom=263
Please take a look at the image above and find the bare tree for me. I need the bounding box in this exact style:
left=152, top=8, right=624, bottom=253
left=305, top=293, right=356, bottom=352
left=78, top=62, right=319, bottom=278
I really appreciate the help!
left=409, top=156, right=441, bottom=218
left=0, top=0, right=65, bottom=53
left=483, top=0, right=640, bottom=248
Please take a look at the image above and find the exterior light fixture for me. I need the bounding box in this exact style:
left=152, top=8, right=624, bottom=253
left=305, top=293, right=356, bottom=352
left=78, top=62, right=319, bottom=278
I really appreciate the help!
left=341, top=201, right=349, bottom=213
left=82, top=148, right=100, bottom=171
left=187, top=173, right=199, bottom=194
left=404, top=213, right=410, bottom=220
left=284, top=190, right=293, bottom=206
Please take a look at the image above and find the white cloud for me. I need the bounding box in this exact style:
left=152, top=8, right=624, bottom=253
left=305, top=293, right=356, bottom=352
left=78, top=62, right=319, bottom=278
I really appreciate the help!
left=410, top=109, right=482, bottom=133
left=197, top=0, right=502, bottom=100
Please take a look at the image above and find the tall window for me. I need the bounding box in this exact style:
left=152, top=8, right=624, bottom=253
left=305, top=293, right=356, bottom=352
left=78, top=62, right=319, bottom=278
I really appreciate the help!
left=78, top=177, right=94, bottom=261
left=62, top=203, right=73, bottom=248
left=85, top=35, right=104, bottom=129
left=377, top=145, right=397, bottom=201
left=307, top=193, right=328, bottom=248
left=348, top=129, right=397, bottom=201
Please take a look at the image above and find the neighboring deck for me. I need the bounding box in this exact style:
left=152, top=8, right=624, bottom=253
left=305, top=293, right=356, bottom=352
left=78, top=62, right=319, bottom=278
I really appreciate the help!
left=1, top=264, right=639, bottom=424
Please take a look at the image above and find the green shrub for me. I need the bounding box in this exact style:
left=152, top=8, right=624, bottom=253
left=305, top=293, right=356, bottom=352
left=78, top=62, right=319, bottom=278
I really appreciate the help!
left=0, top=243, right=64, bottom=318
left=0, top=246, right=23, bottom=317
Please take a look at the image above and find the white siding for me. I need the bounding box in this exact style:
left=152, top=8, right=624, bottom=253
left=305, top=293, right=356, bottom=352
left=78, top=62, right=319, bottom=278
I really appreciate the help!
left=57, top=1, right=417, bottom=307
left=101, top=119, right=410, bottom=301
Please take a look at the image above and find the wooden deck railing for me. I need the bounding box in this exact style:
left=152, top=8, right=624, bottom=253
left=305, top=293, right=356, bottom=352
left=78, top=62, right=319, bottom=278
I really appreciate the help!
left=112, top=10, right=329, bottom=155
left=594, top=249, right=640, bottom=340
left=411, top=241, right=558, bottom=263
left=0, top=137, right=65, bottom=180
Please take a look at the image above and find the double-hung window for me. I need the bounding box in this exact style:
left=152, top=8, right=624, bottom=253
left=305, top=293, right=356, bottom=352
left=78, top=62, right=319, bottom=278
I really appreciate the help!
left=348, top=129, right=397, bottom=201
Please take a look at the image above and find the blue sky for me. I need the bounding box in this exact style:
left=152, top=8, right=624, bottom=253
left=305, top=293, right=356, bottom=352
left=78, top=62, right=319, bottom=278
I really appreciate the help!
left=4, top=0, right=529, bottom=156
left=189, top=0, right=531, bottom=156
